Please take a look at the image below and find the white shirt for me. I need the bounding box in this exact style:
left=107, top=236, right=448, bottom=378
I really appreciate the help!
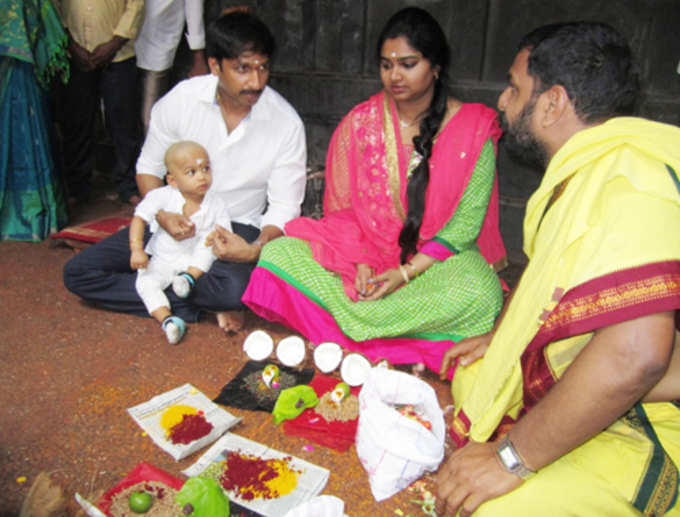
left=135, top=0, right=205, bottom=72
left=137, top=75, right=307, bottom=231
left=135, top=186, right=232, bottom=271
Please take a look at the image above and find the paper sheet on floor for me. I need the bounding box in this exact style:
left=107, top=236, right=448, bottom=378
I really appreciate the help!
left=127, top=383, right=241, bottom=460
left=182, top=433, right=330, bottom=517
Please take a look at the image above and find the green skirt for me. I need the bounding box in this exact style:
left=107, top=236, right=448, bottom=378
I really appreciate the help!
left=243, top=236, right=503, bottom=369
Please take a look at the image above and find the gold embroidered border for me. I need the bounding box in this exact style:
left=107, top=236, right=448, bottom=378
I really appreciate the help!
left=542, top=273, right=680, bottom=331
left=643, top=459, right=678, bottom=517
left=624, top=406, right=680, bottom=517
left=382, top=95, right=405, bottom=221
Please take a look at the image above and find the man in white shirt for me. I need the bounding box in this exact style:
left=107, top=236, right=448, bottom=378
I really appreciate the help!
left=63, top=10, right=307, bottom=332
left=135, top=0, right=208, bottom=134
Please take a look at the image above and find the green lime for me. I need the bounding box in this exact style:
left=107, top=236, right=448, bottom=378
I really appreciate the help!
left=128, top=491, right=153, bottom=513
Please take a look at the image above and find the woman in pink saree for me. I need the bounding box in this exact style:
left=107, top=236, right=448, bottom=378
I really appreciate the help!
left=243, top=7, right=507, bottom=373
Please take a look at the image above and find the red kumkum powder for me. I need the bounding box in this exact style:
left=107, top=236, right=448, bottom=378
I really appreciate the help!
left=168, top=413, right=213, bottom=444
left=219, top=451, right=298, bottom=501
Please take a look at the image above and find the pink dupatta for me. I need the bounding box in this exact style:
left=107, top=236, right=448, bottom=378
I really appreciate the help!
left=285, top=91, right=505, bottom=299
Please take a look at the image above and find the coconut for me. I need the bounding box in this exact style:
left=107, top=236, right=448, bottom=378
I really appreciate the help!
left=340, top=353, right=371, bottom=386
left=243, top=330, right=274, bottom=361
left=313, top=342, right=343, bottom=373
left=276, top=335, right=306, bottom=367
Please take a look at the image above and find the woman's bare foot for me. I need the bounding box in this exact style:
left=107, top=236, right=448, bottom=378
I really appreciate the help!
left=216, top=311, right=245, bottom=333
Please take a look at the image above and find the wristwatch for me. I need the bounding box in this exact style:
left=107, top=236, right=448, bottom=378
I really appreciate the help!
left=496, top=435, right=535, bottom=480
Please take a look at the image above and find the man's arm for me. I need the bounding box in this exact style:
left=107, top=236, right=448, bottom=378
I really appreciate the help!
left=184, top=0, right=208, bottom=77
left=136, top=173, right=163, bottom=198
left=206, top=224, right=282, bottom=264
left=436, top=311, right=676, bottom=517
left=137, top=170, right=196, bottom=241
left=510, top=310, right=675, bottom=468
left=89, top=35, right=128, bottom=68
left=90, top=0, right=144, bottom=68
left=65, top=29, right=94, bottom=71
left=259, top=118, right=307, bottom=232
left=113, top=0, right=144, bottom=43
left=137, top=173, right=197, bottom=238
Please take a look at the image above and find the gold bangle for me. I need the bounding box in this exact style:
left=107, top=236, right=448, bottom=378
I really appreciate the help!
left=407, top=261, right=418, bottom=277
left=399, top=264, right=410, bottom=284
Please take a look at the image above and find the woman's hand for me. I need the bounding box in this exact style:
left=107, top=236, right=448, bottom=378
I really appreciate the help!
left=355, top=264, right=376, bottom=298
left=156, top=210, right=195, bottom=241
left=130, top=249, right=149, bottom=270
left=358, top=267, right=404, bottom=300
left=439, top=331, right=494, bottom=379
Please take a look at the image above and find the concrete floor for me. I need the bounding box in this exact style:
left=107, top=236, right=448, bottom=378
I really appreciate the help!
left=0, top=189, right=483, bottom=516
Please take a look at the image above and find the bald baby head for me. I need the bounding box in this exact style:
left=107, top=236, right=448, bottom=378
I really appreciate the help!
left=164, top=141, right=212, bottom=198
left=164, top=141, right=208, bottom=173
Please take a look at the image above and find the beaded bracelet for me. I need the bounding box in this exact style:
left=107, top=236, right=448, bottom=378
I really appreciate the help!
left=399, top=264, right=410, bottom=284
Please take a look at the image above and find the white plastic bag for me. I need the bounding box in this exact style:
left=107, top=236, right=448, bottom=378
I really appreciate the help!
left=356, top=368, right=445, bottom=501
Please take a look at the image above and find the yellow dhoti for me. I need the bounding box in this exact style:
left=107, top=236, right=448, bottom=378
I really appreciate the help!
left=451, top=117, right=680, bottom=516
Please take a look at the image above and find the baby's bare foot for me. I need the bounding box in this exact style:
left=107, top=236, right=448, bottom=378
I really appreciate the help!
left=216, top=311, right=245, bottom=333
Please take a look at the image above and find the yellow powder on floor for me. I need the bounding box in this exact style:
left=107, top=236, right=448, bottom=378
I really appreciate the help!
left=160, top=404, right=197, bottom=436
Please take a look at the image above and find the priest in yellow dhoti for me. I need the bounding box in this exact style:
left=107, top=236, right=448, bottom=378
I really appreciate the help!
left=436, top=22, right=680, bottom=517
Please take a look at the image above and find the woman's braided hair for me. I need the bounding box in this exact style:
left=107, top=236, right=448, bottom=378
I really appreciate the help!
left=376, top=7, right=451, bottom=263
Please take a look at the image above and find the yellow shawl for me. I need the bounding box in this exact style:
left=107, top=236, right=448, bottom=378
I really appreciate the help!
left=453, top=117, right=680, bottom=442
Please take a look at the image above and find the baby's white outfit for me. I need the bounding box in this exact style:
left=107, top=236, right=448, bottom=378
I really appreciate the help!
left=134, top=185, right=231, bottom=313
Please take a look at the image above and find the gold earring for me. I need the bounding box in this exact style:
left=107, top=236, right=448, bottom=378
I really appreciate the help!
left=434, top=72, right=439, bottom=80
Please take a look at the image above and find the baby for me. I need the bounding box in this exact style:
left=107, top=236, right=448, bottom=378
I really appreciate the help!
left=129, top=141, right=231, bottom=344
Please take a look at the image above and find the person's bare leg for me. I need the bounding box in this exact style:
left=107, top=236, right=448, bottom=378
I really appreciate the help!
left=216, top=310, right=245, bottom=333
left=186, top=266, right=203, bottom=279
left=151, top=306, right=171, bottom=324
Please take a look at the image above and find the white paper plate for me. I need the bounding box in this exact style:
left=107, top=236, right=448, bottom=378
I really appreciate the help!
left=243, top=330, right=274, bottom=361
left=313, top=342, right=343, bottom=373
left=276, top=335, right=306, bottom=367
left=340, top=353, right=372, bottom=386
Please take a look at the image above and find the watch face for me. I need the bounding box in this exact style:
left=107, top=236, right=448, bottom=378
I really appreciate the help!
left=498, top=443, right=520, bottom=470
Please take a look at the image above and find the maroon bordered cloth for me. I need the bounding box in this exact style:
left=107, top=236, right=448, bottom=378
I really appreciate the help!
left=50, top=216, right=131, bottom=248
